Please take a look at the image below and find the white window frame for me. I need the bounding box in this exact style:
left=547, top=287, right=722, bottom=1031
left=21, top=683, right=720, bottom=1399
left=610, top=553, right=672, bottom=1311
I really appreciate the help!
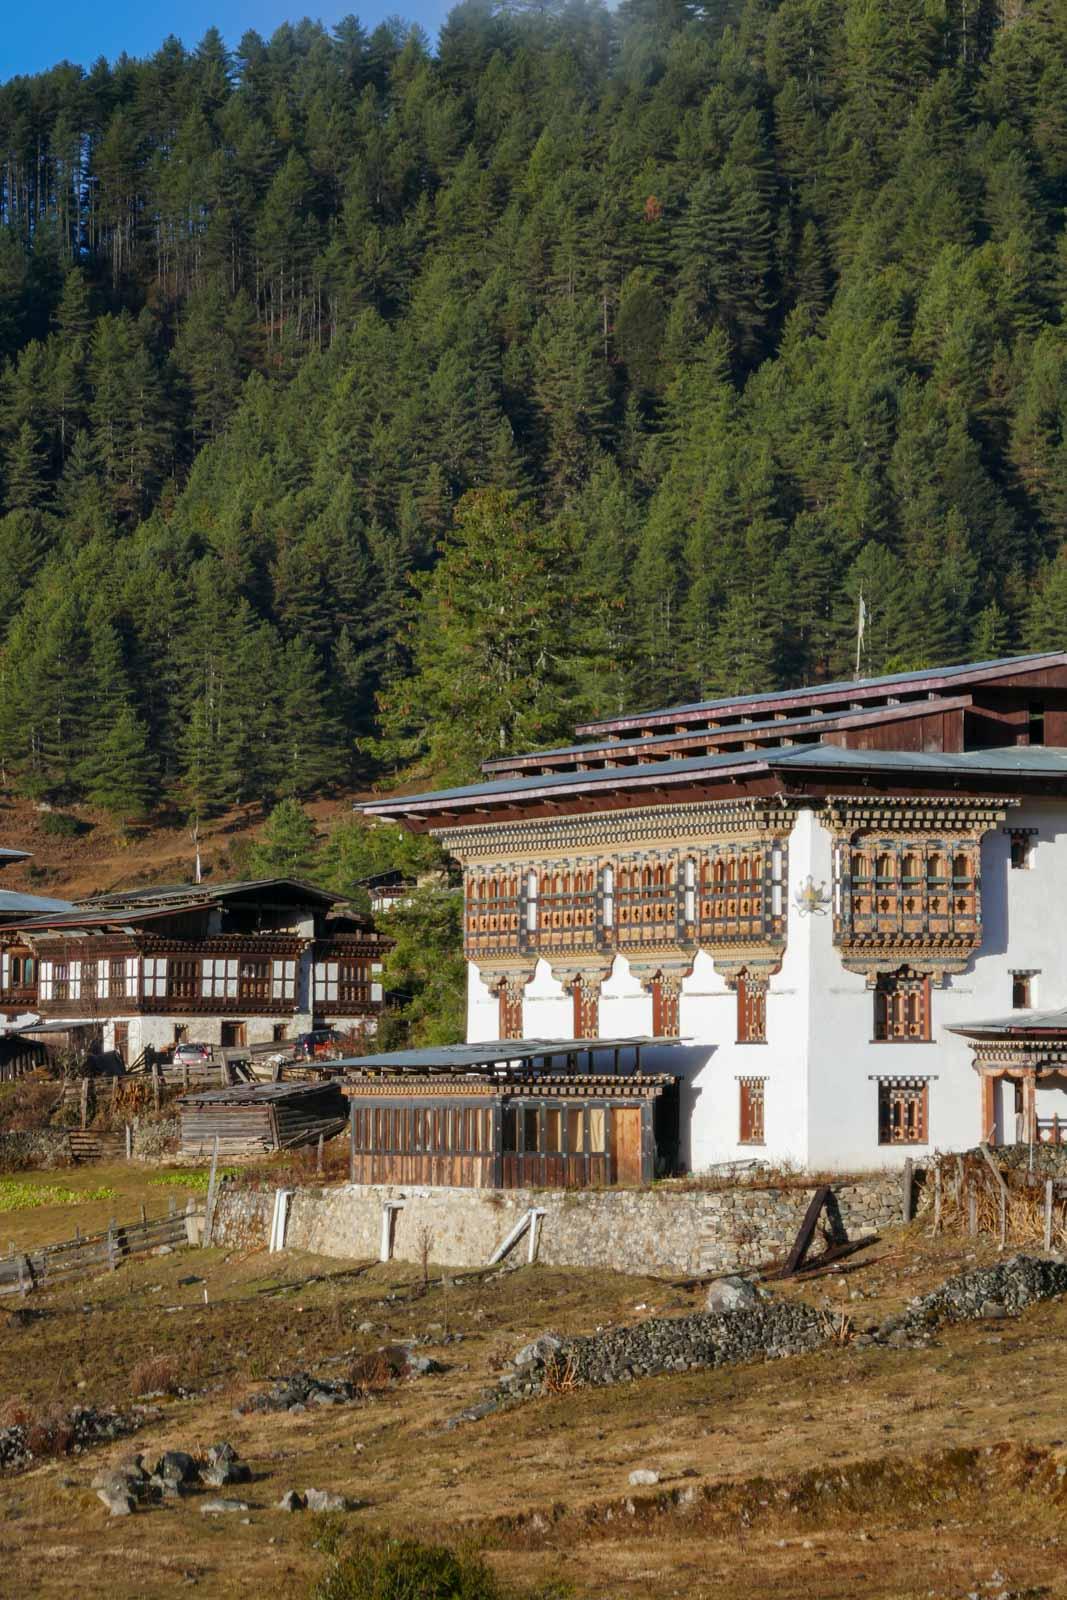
left=271, top=959, right=297, bottom=1001
left=602, top=864, right=614, bottom=929
left=143, top=957, right=168, bottom=998
left=314, top=961, right=339, bottom=1004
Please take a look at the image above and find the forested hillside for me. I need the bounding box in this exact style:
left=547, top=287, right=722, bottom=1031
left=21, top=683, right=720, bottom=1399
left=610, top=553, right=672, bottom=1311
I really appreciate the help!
left=2, top=0, right=1067, bottom=814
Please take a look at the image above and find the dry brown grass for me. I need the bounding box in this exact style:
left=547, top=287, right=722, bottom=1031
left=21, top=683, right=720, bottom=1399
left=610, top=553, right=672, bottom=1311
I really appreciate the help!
left=128, top=1353, right=200, bottom=1398
left=0, top=1227, right=1064, bottom=1598
left=921, top=1148, right=1067, bottom=1249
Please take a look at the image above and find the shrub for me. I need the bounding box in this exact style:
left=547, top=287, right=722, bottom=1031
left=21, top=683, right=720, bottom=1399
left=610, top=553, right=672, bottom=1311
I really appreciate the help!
left=128, top=1354, right=198, bottom=1397
left=311, top=1534, right=569, bottom=1600
left=37, top=812, right=86, bottom=838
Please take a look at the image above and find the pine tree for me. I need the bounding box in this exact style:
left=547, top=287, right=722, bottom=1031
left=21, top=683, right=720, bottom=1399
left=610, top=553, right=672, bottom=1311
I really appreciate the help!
left=86, top=705, right=156, bottom=829
left=247, top=798, right=318, bottom=878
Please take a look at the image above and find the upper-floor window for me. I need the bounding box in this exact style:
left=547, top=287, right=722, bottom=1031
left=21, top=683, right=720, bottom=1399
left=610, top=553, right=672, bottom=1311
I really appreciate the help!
left=1012, top=972, right=1035, bottom=1010
left=873, top=967, right=930, bottom=1042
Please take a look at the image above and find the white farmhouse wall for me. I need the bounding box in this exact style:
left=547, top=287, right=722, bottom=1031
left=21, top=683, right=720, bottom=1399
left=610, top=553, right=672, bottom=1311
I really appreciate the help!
left=462, top=799, right=1067, bottom=1173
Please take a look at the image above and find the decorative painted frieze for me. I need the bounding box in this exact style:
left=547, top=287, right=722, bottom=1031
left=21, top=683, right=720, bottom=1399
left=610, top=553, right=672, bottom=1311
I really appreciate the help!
left=451, top=798, right=795, bottom=989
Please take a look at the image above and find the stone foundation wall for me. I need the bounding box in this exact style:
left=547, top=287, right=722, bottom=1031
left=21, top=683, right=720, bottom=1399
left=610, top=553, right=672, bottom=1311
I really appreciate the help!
left=212, top=1173, right=911, bottom=1277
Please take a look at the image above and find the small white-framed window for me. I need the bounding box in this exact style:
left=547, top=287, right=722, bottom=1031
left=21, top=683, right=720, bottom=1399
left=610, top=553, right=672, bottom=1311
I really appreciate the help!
left=526, top=870, right=539, bottom=932
left=69, top=960, right=81, bottom=1001
left=143, top=957, right=168, bottom=998
left=40, top=960, right=54, bottom=1001
left=314, top=961, right=339, bottom=1004
left=684, top=858, right=696, bottom=923
left=771, top=843, right=784, bottom=918
left=271, top=959, right=297, bottom=1000
left=602, top=864, right=614, bottom=928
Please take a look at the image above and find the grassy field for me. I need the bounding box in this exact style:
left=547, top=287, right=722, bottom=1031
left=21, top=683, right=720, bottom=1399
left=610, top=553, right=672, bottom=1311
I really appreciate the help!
left=0, top=1201, right=1064, bottom=1600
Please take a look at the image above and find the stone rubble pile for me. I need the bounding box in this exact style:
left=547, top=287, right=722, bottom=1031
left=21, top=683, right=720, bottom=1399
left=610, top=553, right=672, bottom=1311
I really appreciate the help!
left=873, top=1254, right=1067, bottom=1345
left=0, top=1404, right=158, bottom=1473
left=93, top=1441, right=251, bottom=1516
left=446, top=1295, right=833, bottom=1427
left=236, top=1347, right=443, bottom=1416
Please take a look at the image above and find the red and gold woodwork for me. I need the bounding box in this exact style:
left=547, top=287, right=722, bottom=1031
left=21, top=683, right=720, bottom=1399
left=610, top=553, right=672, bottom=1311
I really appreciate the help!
left=450, top=800, right=793, bottom=1028
left=827, top=795, right=1011, bottom=982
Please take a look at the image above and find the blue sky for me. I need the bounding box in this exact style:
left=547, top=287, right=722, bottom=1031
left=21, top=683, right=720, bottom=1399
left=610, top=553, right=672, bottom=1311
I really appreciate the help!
left=0, top=2, right=453, bottom=80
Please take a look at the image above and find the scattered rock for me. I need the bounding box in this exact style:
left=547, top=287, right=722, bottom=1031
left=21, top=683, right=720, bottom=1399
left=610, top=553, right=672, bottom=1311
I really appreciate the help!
left=628, top=1468, right=660, bottom=1487
left=276, top=1490, right=305, bottom=1512
left=304, top=1488, right=350, bottom=1512
left=200, top=1498, right=249, bottom=1515
left=201, top=1459, right=251, bottom=1488
left=704, top=1276, right=762, bottom=1314
left=152, top=1245, right=174, bottom=1257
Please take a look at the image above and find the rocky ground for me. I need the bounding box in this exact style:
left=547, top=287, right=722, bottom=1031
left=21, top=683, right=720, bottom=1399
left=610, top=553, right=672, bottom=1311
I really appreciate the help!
left=0, top=1226, right=1065, bottom=1598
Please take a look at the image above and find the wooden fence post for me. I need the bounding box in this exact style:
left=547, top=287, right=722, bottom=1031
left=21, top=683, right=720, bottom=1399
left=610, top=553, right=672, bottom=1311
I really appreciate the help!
left=1045, top=1179, right=1054, bottom=1253
left=151, top=1063, right=160, bottom=1114
left=202, top=1135, right=220, bottom=1248
left=933, top=1164, right=942, bottom=1235
left=316, top=1132, right=324, bottom=1177
left=80, top=1076, right=89, bottom=1130
left=107, top=1219, right=118, bottom=1272
left=125, top=1122, right=133, bottom=1161
left=901, top=1158, right=915, bottom=1223
left=967, top=1185, right=978, bottom=1237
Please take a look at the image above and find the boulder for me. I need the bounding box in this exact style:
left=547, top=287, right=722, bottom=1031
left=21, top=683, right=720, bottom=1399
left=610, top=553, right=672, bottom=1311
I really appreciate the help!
left=628, top=1469, right=660, bottom=1487
left=97, top=1485, right=135, bottom=1517
left=512, top=1333, right=563, bottom=1369
left=304, top=1488, right=350, bottom=1512
left=276, top=1490, right=305, bottom=1512
left=704, top=1276, right=762, bottom=1314
left=200, top=1498, right=249, bottom=1514
left=156, top=1449, right=198, bottom=1484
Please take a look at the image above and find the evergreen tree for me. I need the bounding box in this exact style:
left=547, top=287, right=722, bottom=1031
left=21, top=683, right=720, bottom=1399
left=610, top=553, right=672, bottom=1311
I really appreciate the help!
left=86, top=705, right=156, bottom=828
left=247, top=798, right=318, bottom=878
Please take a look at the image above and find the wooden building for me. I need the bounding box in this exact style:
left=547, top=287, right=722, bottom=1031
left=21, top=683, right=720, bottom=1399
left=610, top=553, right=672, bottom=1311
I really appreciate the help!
left=0, top=876, right=390, bottom=1063
left=179, top=1080, right=348, bottom=1157
left=361, top=652, right=1067, bottom=1171
left=340, top=1039, right=679, bottom=1188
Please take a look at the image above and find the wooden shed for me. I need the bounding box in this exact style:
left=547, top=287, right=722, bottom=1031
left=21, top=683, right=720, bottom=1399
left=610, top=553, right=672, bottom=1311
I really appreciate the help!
left=338, top=1038, right=679, bottom=1189
left=179, top=1080, right=347, bottom=1157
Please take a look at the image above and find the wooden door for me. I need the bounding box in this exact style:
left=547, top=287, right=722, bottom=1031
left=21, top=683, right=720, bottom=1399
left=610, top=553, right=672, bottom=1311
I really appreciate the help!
left=221, top=1021, right=247, bottom=1048
left=113, top=1022, right=129, bottom=1065
left=611, top=1107, right=643, bottom=1186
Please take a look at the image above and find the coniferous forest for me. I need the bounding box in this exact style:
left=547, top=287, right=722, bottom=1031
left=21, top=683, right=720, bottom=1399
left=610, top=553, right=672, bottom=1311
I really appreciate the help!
left=2, top=0, right=1067, bottom=816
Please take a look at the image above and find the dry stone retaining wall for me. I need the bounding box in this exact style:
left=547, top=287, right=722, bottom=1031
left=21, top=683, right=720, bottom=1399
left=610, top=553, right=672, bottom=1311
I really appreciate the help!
left=212, top=1173, right=909, bottom=1277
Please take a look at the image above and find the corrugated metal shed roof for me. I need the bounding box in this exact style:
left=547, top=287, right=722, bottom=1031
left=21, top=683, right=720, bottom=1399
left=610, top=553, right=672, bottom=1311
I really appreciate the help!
left=180, top=1080, right=341, bottom=1105
left=0, top=889, right=75, bottom=917
left=333, top=1037, right=677, bottom=1072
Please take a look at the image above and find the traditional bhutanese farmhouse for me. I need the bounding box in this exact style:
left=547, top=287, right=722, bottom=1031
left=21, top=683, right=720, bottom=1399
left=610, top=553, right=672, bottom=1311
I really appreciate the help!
left=363, top=652, right=1067, bottom=1173
left=0, top=876, right=389, bottom=1061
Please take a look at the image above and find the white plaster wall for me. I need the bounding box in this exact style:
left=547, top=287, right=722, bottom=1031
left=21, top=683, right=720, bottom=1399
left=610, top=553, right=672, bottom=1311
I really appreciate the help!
left=676, top=810, right=814, bottom=1174
left=467, top=963, right=501, bottom=1042
left=522, top=957, right=573, bottom=1039
left=804, top=799, right=1067, bottom=1170
left=461, top=800, right=1067, bottom=1175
